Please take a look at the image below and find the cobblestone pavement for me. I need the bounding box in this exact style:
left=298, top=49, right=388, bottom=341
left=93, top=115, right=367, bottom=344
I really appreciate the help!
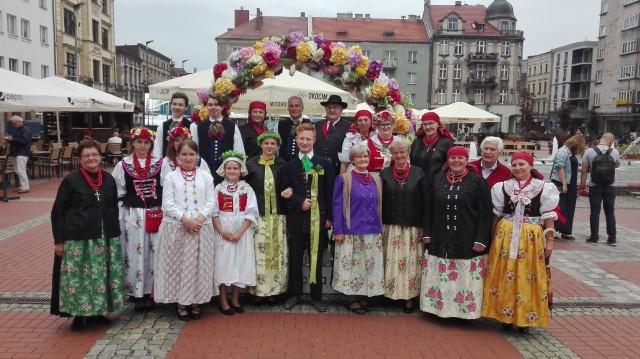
left=1, top=176, right=640, bottom=358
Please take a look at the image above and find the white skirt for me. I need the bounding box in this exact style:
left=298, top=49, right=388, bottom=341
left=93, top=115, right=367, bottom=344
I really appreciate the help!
left=213, top=211, right=257, bottom=288
left=119, top=205, right=156, bottom=297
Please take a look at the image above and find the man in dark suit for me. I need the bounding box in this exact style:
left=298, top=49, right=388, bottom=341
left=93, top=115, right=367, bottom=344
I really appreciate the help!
left=469, top=136, right=511, bottom=189
left=278, top=96, right=310, bottom=162
left=313, top=95, right=350, bottom=178
left=152, top=92, right=191, bottom=158
left=280, top=123, right=334, bottom=312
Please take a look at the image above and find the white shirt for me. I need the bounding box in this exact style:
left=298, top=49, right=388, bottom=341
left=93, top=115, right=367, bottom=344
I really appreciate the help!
left=298, top=151, right=314, bottom=160
left=480, top=160, right=499, bottom=179
left=161, top=168, right=216, bottom=223
left=190, top=117, right=245, bottom=155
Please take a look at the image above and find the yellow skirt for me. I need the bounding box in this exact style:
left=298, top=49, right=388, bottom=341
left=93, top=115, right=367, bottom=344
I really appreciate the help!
left=481, top=218, right=549, bottom=327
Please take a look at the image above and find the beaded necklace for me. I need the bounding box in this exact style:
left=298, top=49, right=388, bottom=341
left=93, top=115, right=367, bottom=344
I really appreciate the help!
left=446, top=168, right=469, bottom=185
left=393, top=164, right=410, bottom=184
left=79, top=166, right=103, bottom=201
left=352, top=169, right=371, bottom=185
left=180, top=166, right=196, bottom=181
left=133, top=153, right=152, bottom=177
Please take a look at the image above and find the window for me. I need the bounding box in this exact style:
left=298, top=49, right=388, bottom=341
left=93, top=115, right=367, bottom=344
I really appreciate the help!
left=0, top=11, right=3, bottom=34
left=0, top=57, right=4, bottom=68
left=624, top=0, right=640, bottom=5
left=618, top=90, right=633, bottom=100
left=363, top=50, right=372, bottom=58
left=599, top=25, right=606, bottom=37
left=92, top=20, right=99, bottom=43
left=64, top=9, right=76, bottom=36
left=543, top=81, right=547, bottom=94
left=528, top=67, right=532, bottom=76
left=595, top=70, right=602, bottom=83
left=500, top=64, right=509, bottom=80
left=476, top=64, right=486, bottom=79
left=622, top=40, right=637, bottom=54
left=102, top=0, right=109, bottom=14
left=563, top=68, right=567, bottom=81
left=545, top=64, right=548, bottom=73
left=440, top=40, right=449, bottom=56
left=501, top=41, right=510, bottom=56
left=452, top=88, right=461, bottom=103
left=454, top=40, right=463, bottom=56
left=7, top=14, right=17, bottom=36
left=93, top=60, right=101, bottom=82
left=620, top=65, right=635, bottom=78
left=453, top=63, right=461, bottom=79
left=437, top=89, right=446, bottom=104
left=101, top=28, right=109, bottom=50
left=597, top=47, right=604, bottom=59
left=41, top=65, right=49, bottom=78
left=594, top=93, right=600, bottom=106
left=9, top=58, right=18, bottom=72
left=538, top=83, right=542, bottom=94
left=385, top=50, right=395, bottom=61
left=40, top=26, right=48, bottom=45
left=623, top=14, right=639, bottom=30
left=39, top=0, right=48, bottom=9
left=474, top=89, right=485, bottom=104
left=600, top=1, right=608, bottom=14
left=533, top=67, right=537, bottom=76
left=66, top=53, right=76, bottom=77
left=477, top=40, right=486, bottom=54
left=408, top=51, right=417, bottom=63
left=500, top=21, right=510, bottom=31
left=23, top=62, right=31, bottom=76
left=439, top=63, right=447, bottom=79
left=408, top=93, right=416, bottom=103
left=103, top=64, right=111, bottom=85
left=499, top=89, right=508, bottom=104
left=407, top=72, right=417, bottom=85
left=447, top=18, right=457, bottom=31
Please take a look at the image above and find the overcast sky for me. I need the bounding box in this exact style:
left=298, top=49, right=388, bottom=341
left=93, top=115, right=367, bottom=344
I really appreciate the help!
left=114, top=0, right=600, bottom=73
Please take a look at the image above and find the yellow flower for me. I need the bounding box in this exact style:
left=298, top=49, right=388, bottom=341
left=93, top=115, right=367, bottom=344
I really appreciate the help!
left=252, top=63, right=267, bottom=76
left=199, top=107, right=209, bottom=120
left=296, top=42, right=312, bottom=62
left=360, top=56, right=370, bottom=69
left=349, top=45, right=363, bottom=54
left=214, top=78, right=234, bottom=97
left=371, top=83, right=388, bottom=99
left=254, top=40, right=264, bottom=55
left=330, top=47, right=348, bottom=65
left=393, top=116, right=410, bottom=135
left=264, top=69, right=275, bottom=79
left=355, top=66, right=367, bottom=77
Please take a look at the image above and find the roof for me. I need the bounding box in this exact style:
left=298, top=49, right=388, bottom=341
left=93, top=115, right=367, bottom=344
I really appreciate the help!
left=312, top=17, right=428, bottom=43
left=216, top=16, right=308, bottom=40
left=429, top=5, right=502, bottom=37
left=486, top=0, right=516, bottom=21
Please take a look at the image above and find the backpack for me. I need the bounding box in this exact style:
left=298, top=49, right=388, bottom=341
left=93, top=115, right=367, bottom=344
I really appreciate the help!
left=590, top=147, right=615, bottom=185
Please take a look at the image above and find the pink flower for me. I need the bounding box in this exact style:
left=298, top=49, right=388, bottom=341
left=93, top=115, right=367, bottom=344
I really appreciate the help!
left=465, top=292, right=475, bottom=301
left=448, top=271, right=459, bottom=281
left=436, top=301, right=444, bottom=310
left=422, top=258, right=428, bottom=268
left=470, top=261, right=477, bottom=272
left=438, top=263, right=446, bottom=273
left=428, top=288, right=436, bottom=298
left=448, top=262, right=457, bottom=270
left=262, top=51, right=280, bottom=67
left=409, top=281, right=417, bottom=289
left=466, top=302, right=477, bottom=312
left=479, top=258, right=485, bottom=268
left=455, top=293, right=464, bottom=304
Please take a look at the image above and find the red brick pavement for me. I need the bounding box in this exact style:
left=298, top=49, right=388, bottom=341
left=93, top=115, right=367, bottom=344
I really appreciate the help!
left=597, top=262, right=640, bottom=287
left=167, top=312, right=521, bottom=359
left=574, top=208, right=640, bottom=234
left=546, top=316, right=640, bottom=359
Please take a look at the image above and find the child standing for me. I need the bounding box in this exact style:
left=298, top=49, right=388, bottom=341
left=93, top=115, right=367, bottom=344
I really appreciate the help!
left=212, top=151, right=258, bottom=315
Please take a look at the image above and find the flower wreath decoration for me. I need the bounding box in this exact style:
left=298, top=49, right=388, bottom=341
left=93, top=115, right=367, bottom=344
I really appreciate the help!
left=130, top=127, right=156, bottom=142
left=257, top=132, right=282, bottom=146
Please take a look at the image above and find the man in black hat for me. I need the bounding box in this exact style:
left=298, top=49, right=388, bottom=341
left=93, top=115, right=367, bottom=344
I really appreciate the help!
left=314, top=94, right=351, bottom=178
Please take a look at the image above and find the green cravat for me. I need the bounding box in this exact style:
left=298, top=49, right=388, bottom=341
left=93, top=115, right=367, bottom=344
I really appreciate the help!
left=301, top=154, right=313, bottom=172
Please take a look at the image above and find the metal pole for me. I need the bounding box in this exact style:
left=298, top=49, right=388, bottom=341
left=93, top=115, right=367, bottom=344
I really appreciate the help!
left=627, top=73, right=632, bottom=123
left=72, top=3, right=85, bottom=81
left=142, top=40, right=154, bottom=127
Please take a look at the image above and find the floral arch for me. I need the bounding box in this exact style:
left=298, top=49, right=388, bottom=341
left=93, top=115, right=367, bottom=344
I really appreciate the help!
left=206, top=31, right=417, bottom=137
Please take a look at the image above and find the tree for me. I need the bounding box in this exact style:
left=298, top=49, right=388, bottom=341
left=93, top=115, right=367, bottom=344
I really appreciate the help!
left=587, top=106, right=600, bottom=136
left=557, top=101, right=573, bottom=132
left=518, top=88, right=536, bottom=134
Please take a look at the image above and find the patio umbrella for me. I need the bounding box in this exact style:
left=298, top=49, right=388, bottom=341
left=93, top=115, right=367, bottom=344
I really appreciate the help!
left=40, top=77, right=134, bottom=112
left=430, top=102, right=500, bottom=124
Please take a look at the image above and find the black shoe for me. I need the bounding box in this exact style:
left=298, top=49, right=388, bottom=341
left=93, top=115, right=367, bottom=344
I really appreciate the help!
left=312, top=300, right=327, bottom=312
left=561, top=234, right=576, bottom=240
left=87, top=315, right=111, bottom=324
left=190, top=305, right=201, bottom=320
left=586, top=238, right=598, bottom=246
left=402, top=306, right=415, bottom=314
left=607, top=239, right=617, bottom=246
left=345, top=301, right=366, bottom=315
left=231, top=305, right=245, bottom=314
left=518, top=326, right=529, bottom=334
left=70, top=317, right=85, bottom=331
left=500, top=323, right=513, bottom=332
left=177, top=305, right=191, bottom=321
left=283, top=296, right=299, bottom=310
left=219, top=306, right=235, bottom=316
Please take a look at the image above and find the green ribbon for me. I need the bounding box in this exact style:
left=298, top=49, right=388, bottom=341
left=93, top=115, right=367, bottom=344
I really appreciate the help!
left=308, top=167, right=324, bottom=284
left=301, top=154, right=313, bottom=172
left=258, top=157, right=279, bottom=272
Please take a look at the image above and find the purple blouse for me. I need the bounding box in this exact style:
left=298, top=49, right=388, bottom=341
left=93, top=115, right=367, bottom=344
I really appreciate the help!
left=332, top=172, right=383, bottom=235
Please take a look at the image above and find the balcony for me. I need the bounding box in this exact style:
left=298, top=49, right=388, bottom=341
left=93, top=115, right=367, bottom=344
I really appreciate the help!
left=382, top=59, right=397, bottom=69
left=570, top=74, right=591, bottom=82
left=465, top=76, right=497, bottom=89
left=499, top=29, right=525, bottom=39
left=466, top=52, right=499, bottom=64
left=568, top=91, right=590, bottom=100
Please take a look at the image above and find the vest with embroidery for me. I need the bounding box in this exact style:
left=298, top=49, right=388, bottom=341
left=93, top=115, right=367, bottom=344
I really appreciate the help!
left=121, top=159, right=164, bottom=208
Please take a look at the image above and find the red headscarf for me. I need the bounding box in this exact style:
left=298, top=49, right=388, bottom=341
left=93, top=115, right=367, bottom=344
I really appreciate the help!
left=355, top=110, right=373, bottom=120
left=416, top=112, right=454, bottom=141
left=249, top=101, right=267, bottom=112
left=248, top=101, right=267, bottom=134
left=511, top=151, right=544, bottom=179
left=349, top=110, right=375, bottom=135
left=447, top=146, right=469, bottom=159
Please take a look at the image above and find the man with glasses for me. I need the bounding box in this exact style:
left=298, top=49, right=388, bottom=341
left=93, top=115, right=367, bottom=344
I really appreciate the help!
left=313, top=95, right=351, bottom=178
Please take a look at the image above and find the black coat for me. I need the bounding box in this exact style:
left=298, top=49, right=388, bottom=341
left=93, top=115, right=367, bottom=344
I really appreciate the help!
left=239, top=123, right=262, bottom=158
left=423, top=170, right=492, bottom=259
left=245, top=155, right=287, bottom=216
left=51, top=170, right=121, bottom=244
left=409, top=136, right=454, bottom=189
left=9, top=125, right=32, bottom=157
left=380, top=165, right=428, bottom=228
left=279, top=155, right=334, bottom=233
left=313, top=118, right=350, bottom=178
left=277, top=118, right=311, bottom=162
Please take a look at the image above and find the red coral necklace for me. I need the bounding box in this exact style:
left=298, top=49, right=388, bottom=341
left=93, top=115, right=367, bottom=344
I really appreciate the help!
left=180, top=166, right=196, bottom=181
left=352, top=170, right=371, bottom=185
left=446, top=168, right=468, bottom=185
left=133, top=153, right=152, bottom=177
left=79, top=166, right=103, bottom=201
left=393, top=164, right=410, bottom=184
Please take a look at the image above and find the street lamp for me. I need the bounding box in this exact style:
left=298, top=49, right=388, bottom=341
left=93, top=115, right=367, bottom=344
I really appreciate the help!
left=624, top=72, right=632, bottom=125
left=181, top=59, right=188, bottom=70
left=72, top=2, right=85, bottom=81
left=142, top=40, right=154, bottom=126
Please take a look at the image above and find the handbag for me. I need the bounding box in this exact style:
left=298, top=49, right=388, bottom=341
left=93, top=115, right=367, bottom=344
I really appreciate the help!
left=142, top=197, right=163, bottom=233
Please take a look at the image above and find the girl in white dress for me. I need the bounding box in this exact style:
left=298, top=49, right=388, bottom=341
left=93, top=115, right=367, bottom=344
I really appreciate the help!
left=212, top=151, right=258, bottom=315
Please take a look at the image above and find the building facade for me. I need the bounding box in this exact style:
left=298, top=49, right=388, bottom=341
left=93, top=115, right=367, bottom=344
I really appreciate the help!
left=53, top=0, right=116, bottom=93
left=423, top=0, right=524, bottom=133
left=525, top=52, right=552, bottom=130
left=0, top=0, right=55, bottom=79
left=593, top=0, right=640, bottom=137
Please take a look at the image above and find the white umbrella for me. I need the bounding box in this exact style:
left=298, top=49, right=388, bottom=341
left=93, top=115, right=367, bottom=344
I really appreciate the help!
left=430, top=102, right=500, bottom=124
left=40, top=77, right=134, bottom=112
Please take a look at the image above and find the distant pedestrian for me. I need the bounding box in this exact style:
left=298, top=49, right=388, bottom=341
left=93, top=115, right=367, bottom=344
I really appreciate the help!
left=580, top=133, right=621, bottom=246
left=5, top=116, right=32, bottom=193
left=551, top=135, right=586, bottom=240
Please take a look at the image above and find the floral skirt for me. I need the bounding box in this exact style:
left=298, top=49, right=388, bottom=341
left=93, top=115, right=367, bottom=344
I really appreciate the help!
left=154, top=222, right=217, bottom=305
left=58, top=236, right=125, bottom=317
left=481, top=219, right=549, bottom=327
left=419, top=254, right=486, bottom=319
left=119, top=205, right=156, bottom=297
left=383, top=225, right=423, bottom=300
left=332, top=233, right=385, bottom=296
left=248, top=215, right=288, bottom=297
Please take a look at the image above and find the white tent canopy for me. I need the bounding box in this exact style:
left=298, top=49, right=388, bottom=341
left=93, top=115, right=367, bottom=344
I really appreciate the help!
left=149, top=70, right=358, bottom=116
left=40, top=77, right=134, bottom=112
left=429, top=102, right=500, bottom=124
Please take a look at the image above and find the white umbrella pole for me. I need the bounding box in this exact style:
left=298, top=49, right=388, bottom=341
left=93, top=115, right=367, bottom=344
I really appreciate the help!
left=56, top=111, right=61, bottom=144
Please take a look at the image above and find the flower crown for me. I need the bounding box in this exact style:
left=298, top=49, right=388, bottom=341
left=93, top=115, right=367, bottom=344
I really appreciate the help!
left=130, top=128, right=156, bottom=142
left=373, top=110, right=396, bottom=126
left=221, top=150, right=247, bottom=163
left=257, top=132, right=282, bottom=146
left=168, top=126, right=191, bottom=139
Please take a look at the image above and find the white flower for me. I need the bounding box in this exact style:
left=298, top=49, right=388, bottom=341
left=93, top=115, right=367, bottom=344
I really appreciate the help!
left=221, top=68, right=238, bottom=80
left=246, top=54, right=264, bottom=65
left=289, top=63, right=296, bottom=76
left=375, top=73, right=389, bottom=85
left=228, top=51, right=241, bottom=63
left=312, top=49, right=324, bottom=61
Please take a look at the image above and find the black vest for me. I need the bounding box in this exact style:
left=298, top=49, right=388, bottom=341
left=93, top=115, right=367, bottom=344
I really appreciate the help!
left=121, top=159, right=164, bottom=208
left=197, top=117, right=236, bottom=170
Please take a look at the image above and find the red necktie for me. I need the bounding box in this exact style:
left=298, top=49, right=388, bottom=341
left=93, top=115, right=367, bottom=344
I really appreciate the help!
left=324, top=121, right=334, bottom=139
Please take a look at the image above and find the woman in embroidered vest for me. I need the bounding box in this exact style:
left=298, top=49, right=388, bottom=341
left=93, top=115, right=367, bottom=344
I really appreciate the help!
left=155, top=140, right=216, bottom=321
left=338, top=109, right=375, bottom=174
left=419, top=146, right=492, bottom=320
left=240, top=101, right=268, bottom=158
left=367, top=110, right=402, bottom=173
left=332, top=144, right=385, bottom=314
left=245, top=132, right=288, bottom=306
left=163, top=126, right=210, bottom=174
left=380, top=138, right=427, bottom=314
left=212, top=151, right=259, bottom=316
left=410, top=112, right=454, bottom=189
left=482, top=152, right=559, bottom=333
left=51, top=140, right=124, bottom=331
left=112, top=128, right=170, bottom=312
